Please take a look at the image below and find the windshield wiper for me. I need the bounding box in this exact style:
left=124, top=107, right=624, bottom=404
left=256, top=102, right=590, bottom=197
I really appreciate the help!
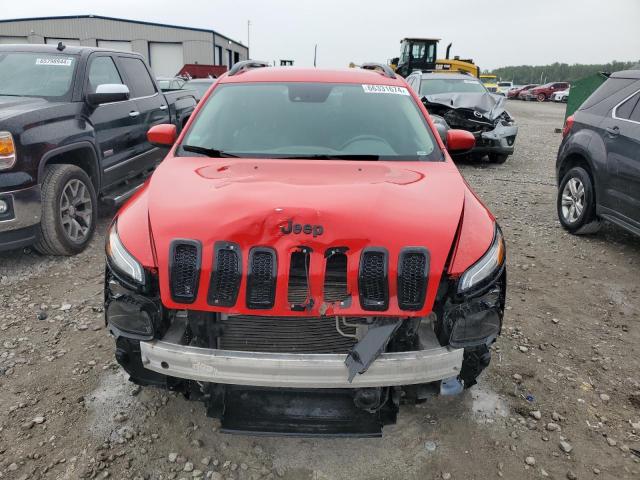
left=181, top=145, right=239, bottom=158
left=292, top=154, right=380, bottom=161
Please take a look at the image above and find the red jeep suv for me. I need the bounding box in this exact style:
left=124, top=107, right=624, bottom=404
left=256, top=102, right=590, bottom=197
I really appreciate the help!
left=104, top=61, right=506, bottom=436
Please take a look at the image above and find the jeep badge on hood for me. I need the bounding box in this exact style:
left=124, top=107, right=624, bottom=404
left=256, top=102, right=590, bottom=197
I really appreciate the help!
left=280, top=219, right=324, bottom=237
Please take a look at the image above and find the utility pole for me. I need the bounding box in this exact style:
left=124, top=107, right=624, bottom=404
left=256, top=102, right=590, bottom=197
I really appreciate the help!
left=313, top=44, right=318, bottom=67
left=247, top=20, right=251, bottom=50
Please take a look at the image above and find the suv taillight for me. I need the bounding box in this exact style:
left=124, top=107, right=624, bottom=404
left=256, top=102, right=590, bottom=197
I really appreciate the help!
left=562, top=115, right=574, bottom=138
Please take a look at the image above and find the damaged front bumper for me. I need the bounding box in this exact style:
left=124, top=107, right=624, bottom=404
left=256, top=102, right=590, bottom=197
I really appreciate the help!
left=139, top=328, right=463, bottom=389
left=105, top=262, right=504, bottom=436
left=474, top=123, right=518, bottom=156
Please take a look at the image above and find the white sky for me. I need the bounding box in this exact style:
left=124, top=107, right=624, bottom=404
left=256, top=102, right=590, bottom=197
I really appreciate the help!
left=3, top=0, right=639, bottom=70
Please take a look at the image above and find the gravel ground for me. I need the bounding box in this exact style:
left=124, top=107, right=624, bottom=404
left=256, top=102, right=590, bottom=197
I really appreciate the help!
left=1, top=100, right=639, bottom=480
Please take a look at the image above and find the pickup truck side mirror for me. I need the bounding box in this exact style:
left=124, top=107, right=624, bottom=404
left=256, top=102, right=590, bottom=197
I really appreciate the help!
left=147, top=124, right=177, bottom=147
left=86, top=84, right=130, bottom=106
left=446, top=129, right=475, bottom=152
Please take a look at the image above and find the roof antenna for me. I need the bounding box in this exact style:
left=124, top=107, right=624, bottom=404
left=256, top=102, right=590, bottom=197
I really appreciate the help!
left=57, top=42, right=66, bottom=51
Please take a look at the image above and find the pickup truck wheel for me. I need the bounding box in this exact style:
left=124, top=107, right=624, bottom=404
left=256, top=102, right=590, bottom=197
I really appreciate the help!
left=557, top=166, right=601, bottom=235
left=35, top=165, right=97, bottom=256
left=536, top=93, right=546, bottom=102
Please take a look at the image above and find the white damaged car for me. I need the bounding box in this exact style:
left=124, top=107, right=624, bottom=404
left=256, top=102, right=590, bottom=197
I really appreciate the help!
left=406, top=72, right=518, bottom=164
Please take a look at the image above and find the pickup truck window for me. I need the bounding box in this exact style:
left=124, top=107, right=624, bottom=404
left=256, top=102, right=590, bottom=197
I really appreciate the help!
left=88, top=57, right=124, bottom=93
left=181, top=82, right=440, bottom=161
left=119, top=57, right=156, bottom=98
left=0, top=52, right=77, bottom=99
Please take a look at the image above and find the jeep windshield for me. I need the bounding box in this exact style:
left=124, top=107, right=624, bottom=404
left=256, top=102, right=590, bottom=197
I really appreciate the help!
left=0, top=52, right=78, bottom=100
left=420, top=78, right=488, bottom=96
left=179, top=82, right=441, bottom=161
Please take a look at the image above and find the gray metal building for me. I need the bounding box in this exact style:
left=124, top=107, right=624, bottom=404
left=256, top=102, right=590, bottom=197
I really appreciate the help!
left=0, top=15, right=249, bottom=77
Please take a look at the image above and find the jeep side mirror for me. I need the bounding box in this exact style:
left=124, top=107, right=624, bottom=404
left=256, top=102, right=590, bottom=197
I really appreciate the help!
left=446, top=129, right=475, bottom=152
left=86, top=84, right=130, bottom=106
left=147, top=124, right=177, bottom=147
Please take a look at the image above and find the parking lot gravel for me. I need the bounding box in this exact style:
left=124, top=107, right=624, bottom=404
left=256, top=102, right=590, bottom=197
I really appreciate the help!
left=1, top=100, right=639, bottom=480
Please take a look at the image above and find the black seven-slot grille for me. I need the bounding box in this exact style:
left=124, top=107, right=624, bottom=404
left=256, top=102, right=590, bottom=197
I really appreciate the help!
left=208, top=242, right=242, bottom=307
left=219, top=315, right=357, bottom=353
left=397, top=248, right=430, bottom=311
left=358, top=248, right=389, bottom=311
left=169, top=241, right=429, bottom=311
left=169, top=240, right=202, bottom=303
left=246, top=247, right=278, bottom=309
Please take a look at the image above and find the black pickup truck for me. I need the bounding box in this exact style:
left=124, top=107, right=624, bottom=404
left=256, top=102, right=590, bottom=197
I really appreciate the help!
left=0, top=44, right=196, bottom=255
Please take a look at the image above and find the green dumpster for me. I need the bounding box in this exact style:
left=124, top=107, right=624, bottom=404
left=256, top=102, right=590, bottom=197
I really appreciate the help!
left=565, top=72, right=609, bottom=119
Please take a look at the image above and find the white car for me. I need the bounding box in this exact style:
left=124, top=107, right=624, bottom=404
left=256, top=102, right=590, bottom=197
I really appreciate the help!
left=552, top=89, right=570, bottom=102
left=497, top=81, right=513, bottom=96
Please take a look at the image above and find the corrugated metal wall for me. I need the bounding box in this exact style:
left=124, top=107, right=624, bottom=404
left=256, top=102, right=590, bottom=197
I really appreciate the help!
left=0, top=16, right=248, bottom=70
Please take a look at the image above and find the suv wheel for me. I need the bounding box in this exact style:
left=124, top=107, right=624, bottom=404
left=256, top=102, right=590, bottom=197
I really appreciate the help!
left=537, top=93, right=546, bottom=102
left=35, top=164, right=97, bottom=256
left=489, top=153, right=508, bottom=164
left=557, top=166, right=601, bottom=235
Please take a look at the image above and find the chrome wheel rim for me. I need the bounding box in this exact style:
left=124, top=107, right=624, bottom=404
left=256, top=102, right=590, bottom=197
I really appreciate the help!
left=60, top=179, right=93, bottom=243
left=561, top=177, right=585, bottom=224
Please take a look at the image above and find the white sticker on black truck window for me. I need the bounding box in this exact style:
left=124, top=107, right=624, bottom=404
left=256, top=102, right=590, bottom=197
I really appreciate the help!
left=35, top=57, right=74, bottom=66
left=362, top=84, right=410, bottom=96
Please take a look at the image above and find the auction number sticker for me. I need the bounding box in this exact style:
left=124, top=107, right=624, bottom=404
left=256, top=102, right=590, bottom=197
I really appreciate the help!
left=35, top=57, right=74, bottom=66
left=362, top=84, right=410, bottom=96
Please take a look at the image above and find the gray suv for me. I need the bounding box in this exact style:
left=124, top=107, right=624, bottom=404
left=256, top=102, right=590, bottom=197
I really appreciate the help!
left=556, top=70, right=640, bottom=237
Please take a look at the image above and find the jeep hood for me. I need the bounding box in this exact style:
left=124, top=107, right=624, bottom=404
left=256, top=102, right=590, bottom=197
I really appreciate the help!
left=144, top=157, right=469, bottom=316
left=423, top=92, right=506, bottom=121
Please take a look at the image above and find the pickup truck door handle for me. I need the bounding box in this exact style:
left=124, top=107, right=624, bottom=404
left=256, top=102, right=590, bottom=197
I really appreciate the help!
left=159, top=105, right=168, bottom=110
left=606, top=126, right=620, bottom=137
left=129, top=111, right=141, bottom=118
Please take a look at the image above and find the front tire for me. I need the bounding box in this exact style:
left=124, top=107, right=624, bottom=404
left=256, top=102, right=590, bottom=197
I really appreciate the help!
left=557, top=166, right=601, bottom=235
left=537, top=93, right=547, bottom=102
left=489, top=153, right=509, bottom=164
left=35, top=164, right=97, bottom=256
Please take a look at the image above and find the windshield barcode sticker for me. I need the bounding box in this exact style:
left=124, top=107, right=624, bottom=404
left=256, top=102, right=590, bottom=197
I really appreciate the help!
left=362, top=84, right=410, bottom=96
left=35, top=57, right=74, bottom=66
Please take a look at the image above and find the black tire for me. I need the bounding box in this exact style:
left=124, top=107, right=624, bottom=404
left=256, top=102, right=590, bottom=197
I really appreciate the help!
left=557, top=166, right=601, bottom=235
left=34, top=164, right=98, bottom=256
left=536, top=93, right=546, bottom=102
left=460, top=346, right=491, bottom=389
left=489, top=153, right=509, bottom=164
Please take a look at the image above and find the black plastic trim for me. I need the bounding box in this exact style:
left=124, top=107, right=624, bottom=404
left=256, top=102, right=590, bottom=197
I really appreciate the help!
left=397, top=247, right=430, bottom=311
left=246, top=246, right=278, bottom=309
left=207, top=241, right=242, bottom=307
left=169, top=239, right=202, bottom=304
left=358, top=247, right=389, bottom=311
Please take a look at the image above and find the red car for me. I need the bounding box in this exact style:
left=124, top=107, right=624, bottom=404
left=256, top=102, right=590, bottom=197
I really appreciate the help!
left=508, top=83, right=538, bottom=99
left=104, top=62, right=506, bottom=436
left=527, top=82, right=570, bottom=102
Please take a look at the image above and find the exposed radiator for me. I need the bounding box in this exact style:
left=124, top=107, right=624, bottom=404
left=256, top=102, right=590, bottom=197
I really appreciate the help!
left=219, top=315, right=358, bottom=353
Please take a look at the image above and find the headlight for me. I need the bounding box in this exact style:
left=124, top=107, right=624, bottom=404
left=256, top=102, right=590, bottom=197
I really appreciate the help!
left=458, top=225, right=505, bottom=294
left=106, top=220, right=145, bottom=285
left=0, top=132, right=16, bottom=171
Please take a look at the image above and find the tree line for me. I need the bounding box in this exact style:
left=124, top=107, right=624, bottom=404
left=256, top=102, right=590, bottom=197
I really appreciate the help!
left=488, top=61, right=640, bottom=85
